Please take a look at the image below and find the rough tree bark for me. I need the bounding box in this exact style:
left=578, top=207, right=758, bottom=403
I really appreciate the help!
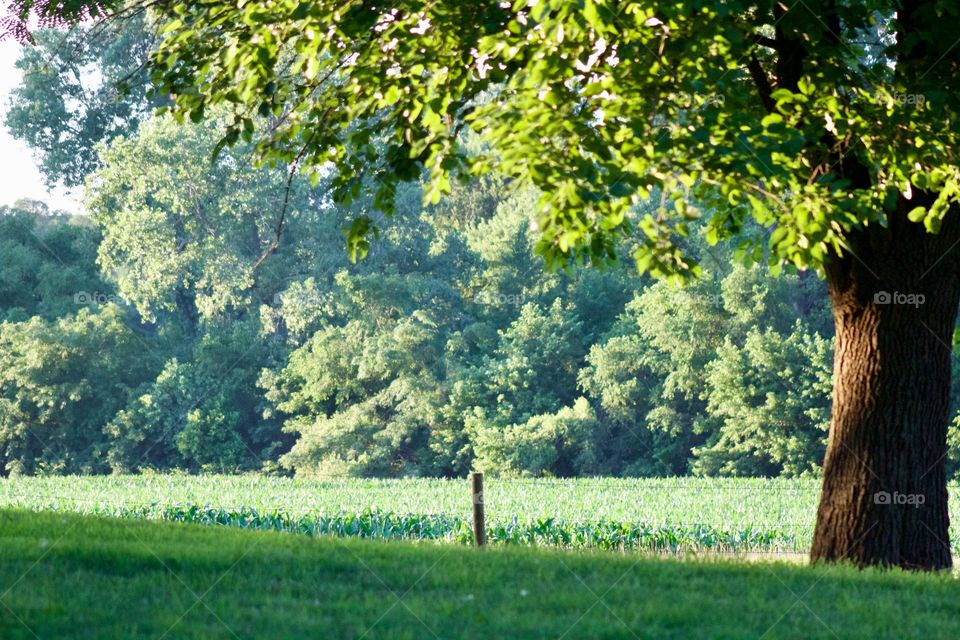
left=811, top=198, right=960, bottom=570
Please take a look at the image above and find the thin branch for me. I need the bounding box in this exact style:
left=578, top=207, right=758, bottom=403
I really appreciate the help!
left=251, top=131, right=317, bottom=271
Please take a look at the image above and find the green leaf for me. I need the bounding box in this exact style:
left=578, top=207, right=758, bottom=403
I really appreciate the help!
left=760, top=114, right=783, bottom=128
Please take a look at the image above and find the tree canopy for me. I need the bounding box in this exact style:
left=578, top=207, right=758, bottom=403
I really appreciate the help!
left=5, top=11, right=160, bottom=186
left=139, top=1, right=960, bottom=278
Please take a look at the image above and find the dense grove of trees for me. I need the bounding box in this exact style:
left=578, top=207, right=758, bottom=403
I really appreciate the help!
left=1, top=171, right=847, bottom=478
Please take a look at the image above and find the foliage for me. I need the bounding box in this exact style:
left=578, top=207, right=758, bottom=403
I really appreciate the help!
left=106, top=319, right=286, bottom=473
left=0, top=304, right=154, bottom=474
left=147, top=1, right=960, bottom=279
left=0, top=170, right=944, bottom=479
left=8, top=9, right=960, bottom=482
left=5, top=13, right=160, bottom=186
left=2, top=1, right=114, bottom=42
left=0, top=203, right=107, bottom=322
left=472, top=397, right=601, bottom=477
left=696, top=323, right=833, bottom=477
left=85, top=111, right=317, bottom=322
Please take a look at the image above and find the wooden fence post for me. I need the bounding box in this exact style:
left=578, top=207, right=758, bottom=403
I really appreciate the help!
left=471, top=472, right=486, bottom=546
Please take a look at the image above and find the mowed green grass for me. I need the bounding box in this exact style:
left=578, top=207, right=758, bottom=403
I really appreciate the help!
left=1, top=510, right=960, bottom=640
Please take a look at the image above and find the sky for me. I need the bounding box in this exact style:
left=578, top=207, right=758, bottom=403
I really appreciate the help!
left=0, top=39, right=81, bottom=212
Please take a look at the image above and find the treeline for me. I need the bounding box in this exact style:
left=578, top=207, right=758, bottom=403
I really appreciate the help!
left=0, top=134, right=840, bottom=478
left=3, top=19, right=960, bottom=478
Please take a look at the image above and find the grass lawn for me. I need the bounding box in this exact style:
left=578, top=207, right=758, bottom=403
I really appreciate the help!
left=1, top=510, right=959, bottom=639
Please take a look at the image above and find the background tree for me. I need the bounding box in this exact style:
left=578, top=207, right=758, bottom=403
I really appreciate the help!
left=697, top=323, right=833, bottom=477
left=0, top=304, right=154, bottom=474
left=5, top=13, right=161, bottom=187
left=0, top=202, right=107, bottom=321
left=85, top=110, right=319, bottom=322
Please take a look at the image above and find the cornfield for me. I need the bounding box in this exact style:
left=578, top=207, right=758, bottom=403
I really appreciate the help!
left=2, top=475, right=958, bottom=554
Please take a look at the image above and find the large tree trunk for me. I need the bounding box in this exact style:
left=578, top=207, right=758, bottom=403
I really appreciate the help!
left=811, top=200, right=960, bottom=570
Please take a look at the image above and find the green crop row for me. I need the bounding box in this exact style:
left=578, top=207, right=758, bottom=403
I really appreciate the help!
left=74, top=505, right=811, bottom=552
